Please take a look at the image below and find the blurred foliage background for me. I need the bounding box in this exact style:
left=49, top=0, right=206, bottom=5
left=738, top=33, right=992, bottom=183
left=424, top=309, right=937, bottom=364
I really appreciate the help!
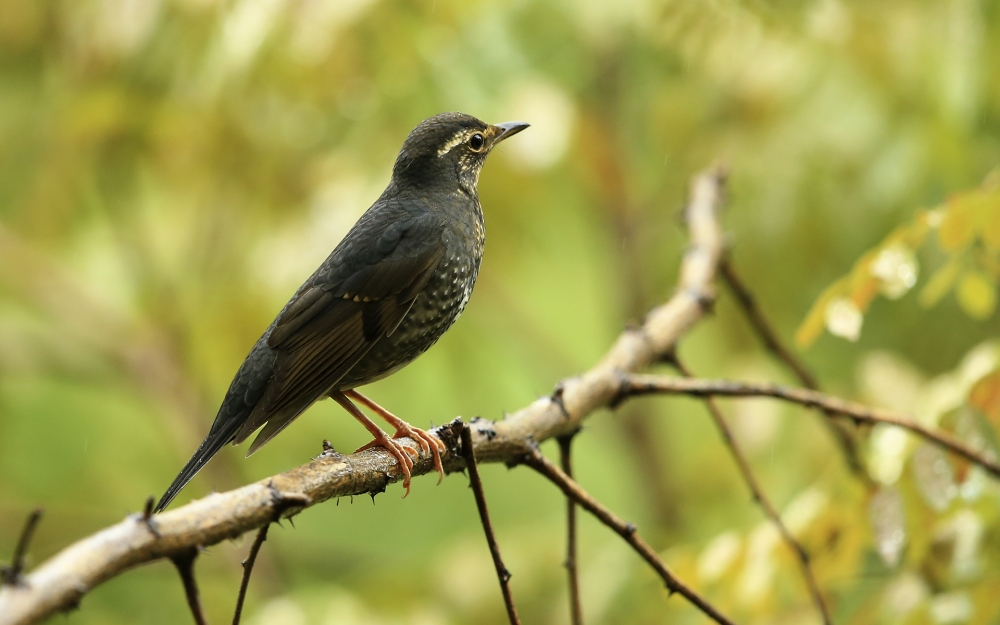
left=1, top=0, right=999, bottom=623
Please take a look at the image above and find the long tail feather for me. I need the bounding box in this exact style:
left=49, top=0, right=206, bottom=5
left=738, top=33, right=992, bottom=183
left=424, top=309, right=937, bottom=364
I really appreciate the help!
left=154, top=420, right=241, bottom=513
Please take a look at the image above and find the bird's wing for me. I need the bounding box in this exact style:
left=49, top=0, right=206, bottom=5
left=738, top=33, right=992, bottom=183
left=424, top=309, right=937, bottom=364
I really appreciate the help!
left=234, top=210, right=445, bottom=453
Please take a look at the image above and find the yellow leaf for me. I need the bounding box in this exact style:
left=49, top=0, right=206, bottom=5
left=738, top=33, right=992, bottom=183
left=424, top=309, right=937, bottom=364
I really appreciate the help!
left=850, top=275, right=880, bottom=311
left=796, top=279, right=848, bottom=348
left=956, top=270, right=997, bottom=319
left=919, top=256, right=962, bottom=308
left=938, top=194, right=976, bottom=251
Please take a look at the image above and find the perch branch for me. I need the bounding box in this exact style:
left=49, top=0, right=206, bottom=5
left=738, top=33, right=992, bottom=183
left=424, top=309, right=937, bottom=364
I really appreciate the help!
left=619, top=374, right=1000, bottom=478
left=672, top=358, right=831, bottom=624
left=558, top=434, right=583, bottom=625
left=460, top=424, right=520, bottom=625
left=0, top=165, right=727, bottom=625
left=521, top=447, right=735, bottom=625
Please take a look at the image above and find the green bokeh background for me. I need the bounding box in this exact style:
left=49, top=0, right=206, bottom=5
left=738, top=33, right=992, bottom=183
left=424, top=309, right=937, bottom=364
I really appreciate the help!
left=1, top=0, right=999, bottom=623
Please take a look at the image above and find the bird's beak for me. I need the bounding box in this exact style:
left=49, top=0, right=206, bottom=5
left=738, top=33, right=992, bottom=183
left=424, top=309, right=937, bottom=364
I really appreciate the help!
left=492, top=121, right=530, bottom=143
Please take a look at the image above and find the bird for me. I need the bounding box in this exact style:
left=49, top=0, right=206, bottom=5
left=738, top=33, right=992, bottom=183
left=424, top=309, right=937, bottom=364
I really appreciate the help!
left=154, top=112, right=529, bottom=512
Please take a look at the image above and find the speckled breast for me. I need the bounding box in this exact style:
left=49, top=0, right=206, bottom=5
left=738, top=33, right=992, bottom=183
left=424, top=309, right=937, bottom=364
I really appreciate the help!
left=336, top=221, right=484, bottom=389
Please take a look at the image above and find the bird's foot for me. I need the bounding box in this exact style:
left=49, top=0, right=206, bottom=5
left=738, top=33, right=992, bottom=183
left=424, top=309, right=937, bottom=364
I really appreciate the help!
left=342, top=389, right=447, bottom=485
left=356, top=432, right=417, bottom=496
left=390, top=423, right=446, bottom=485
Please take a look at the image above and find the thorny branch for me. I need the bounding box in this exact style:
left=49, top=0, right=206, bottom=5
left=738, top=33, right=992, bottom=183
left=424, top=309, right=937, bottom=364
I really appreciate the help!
left=0, top=165, right=730, bottom=625
left=671, top=357, right=832, bottom=625
left=619, top=374, right=1000, bottom=478
left=460, top=424, right=521, bottom=625
left=558, top=434, right=584, bottom=625
left=520, top=447, right=737, bottom=625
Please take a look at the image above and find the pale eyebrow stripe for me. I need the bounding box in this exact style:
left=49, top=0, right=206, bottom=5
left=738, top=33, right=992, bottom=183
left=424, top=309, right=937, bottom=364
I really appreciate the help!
left=437, top=130, right=472, bottom=157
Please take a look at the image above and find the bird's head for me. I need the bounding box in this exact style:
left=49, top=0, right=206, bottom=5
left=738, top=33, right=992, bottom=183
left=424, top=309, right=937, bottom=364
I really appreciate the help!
left=392, top=112, right=529, bottom=195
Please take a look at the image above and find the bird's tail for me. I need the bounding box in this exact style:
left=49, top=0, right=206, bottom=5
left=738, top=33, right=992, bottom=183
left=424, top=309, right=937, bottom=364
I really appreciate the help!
left=154, top=419, right=241, bottom=513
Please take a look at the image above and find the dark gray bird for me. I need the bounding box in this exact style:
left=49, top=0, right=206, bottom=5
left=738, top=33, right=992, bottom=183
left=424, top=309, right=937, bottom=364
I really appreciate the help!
left=155, top=112, right=528, bottom=512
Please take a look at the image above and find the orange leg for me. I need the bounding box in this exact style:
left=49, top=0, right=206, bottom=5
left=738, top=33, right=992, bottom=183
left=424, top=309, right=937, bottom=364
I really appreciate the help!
left=344, top=389, right=446, bottom=485
left=330, top=391, right=416, bottom=495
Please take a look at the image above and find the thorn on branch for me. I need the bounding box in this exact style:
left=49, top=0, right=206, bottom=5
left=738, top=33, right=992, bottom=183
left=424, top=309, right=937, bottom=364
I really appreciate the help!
left=550, top=381, right=571, bottom=419
left=1, top=508, right=44, bottom=587
left=459, top=423, right=522, bottom=625
left=137, top=497, right=161, bottom=538
left=266, top=484, right=310, bottom=522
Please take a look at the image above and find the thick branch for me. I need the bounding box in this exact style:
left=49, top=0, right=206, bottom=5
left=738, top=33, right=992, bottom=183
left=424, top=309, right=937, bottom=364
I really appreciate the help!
left=620, top=374, right=1000, bottom=478
left=672, top=358, right=831, bottom=624
left=521, top=448, right=736, bottom=625
left=0, top=166, right=727, bottom=625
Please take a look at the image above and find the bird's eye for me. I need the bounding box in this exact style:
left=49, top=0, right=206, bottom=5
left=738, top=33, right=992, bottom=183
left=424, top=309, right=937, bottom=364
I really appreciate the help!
left=468, top=133, right=485, bottom=151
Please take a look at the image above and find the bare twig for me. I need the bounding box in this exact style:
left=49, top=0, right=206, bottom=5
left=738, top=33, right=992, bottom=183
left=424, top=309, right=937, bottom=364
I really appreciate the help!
left=521, top=448, right=736, bottom=625
left=672, top=358, right=832, bottom=625
left=232, top=524, right=270, bottom=625
left=719, top=259, right=818, bottom=388
left=0, top=510, right=44, bottom=587
left=557, top=434, right=583, bottom=625
left=620, top=374, right=1000, bottom=478
left=170, top=548, right=207, bottom=625
left=719, top=258, right=862, bottom=475
left=460, top=424, right=521, bottom=625
left=0, top=166, right=728, bottom=625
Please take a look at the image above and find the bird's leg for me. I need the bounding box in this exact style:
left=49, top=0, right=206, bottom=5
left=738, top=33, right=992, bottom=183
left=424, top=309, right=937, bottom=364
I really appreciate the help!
left=330, top=391, right=415, bottom=495
left=343, top=389, right=446, bottom=484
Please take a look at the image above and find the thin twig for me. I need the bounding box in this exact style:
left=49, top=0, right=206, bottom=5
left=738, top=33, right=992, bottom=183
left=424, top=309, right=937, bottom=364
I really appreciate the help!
left=557, top=434, right=584, bottom=625
left=672, top=358, right=832, bottom=625
left=460, top=424, right=521, bottom=625
left=719, top=258, right=863, bottom=476
left=170, top=548, right=207, bottom=625
left=719, top=259, right=818, bottom=388
left=232, top=524, right=270, bottom=625
left=620, top=374, right=1000, bottom=478
left=0, top=510, right=44, bottom=587
left=522, top=447, right=735, bottom=625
